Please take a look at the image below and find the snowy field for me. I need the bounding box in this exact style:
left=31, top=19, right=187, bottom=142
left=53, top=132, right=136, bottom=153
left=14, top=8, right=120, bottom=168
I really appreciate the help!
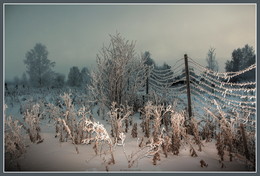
left=4, top=87, right=255, bottom=173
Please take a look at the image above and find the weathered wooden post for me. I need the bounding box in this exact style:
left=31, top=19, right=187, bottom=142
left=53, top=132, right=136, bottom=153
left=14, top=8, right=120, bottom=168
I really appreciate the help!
left=184, top=54, right=192, bottom=120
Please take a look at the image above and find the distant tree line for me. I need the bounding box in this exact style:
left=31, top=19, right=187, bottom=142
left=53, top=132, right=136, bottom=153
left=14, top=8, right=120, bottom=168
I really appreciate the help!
left=7, top=43, right=91, bottom=89
left=225, top=44, right=255, bottom=82
left=204, top=44, right=256, bottom=83
left=6, top=41, right=255, bottom=92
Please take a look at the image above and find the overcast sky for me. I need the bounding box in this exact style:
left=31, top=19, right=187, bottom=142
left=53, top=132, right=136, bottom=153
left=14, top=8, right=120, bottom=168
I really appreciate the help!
left=4, top=4, right=256, bottom=81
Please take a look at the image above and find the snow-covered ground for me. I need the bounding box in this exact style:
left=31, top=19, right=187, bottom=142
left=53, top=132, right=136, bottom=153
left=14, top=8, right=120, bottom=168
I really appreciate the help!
left=4, top=88, right=255, bottom=172
left=17, top=126, right=250, bottom=172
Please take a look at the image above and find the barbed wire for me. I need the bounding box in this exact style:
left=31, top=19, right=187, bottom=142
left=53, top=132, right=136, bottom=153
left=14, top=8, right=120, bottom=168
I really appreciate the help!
left=191, top=88, right=256, bottom=115
left=189, top=70, right=256, bottom=93
left=188, top=57, right=256, bottom=79
left=190, top=83, right=256, bottom=113
left=189, top=74, right=256, bottom=100
left=141, top=56, right=256, bottom=124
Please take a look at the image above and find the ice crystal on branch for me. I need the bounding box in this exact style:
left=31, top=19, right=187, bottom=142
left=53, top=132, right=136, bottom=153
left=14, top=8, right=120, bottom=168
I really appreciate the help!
left=88, top=33, right=150, bottom=114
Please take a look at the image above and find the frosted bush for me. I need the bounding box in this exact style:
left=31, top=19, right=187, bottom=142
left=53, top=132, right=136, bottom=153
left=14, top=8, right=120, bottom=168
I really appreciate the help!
left=24, top=103, right=43, bottom=143
left=4, top=105, right=26, bottom=170
left=108, top=102, right=132, bottom=143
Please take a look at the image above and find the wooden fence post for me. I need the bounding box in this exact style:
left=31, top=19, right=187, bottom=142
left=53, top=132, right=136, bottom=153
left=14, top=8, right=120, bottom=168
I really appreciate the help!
left=184, top=54, right=192, bottom=120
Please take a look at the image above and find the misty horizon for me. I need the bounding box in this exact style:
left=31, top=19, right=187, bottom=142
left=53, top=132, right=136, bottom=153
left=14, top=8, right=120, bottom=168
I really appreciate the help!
left=4, top=3, right=256, bottom=82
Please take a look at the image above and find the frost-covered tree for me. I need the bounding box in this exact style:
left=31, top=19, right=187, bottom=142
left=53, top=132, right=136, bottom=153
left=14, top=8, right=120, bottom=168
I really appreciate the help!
left=143, top=51, right=155, bottom=66
left=225, top=44, right=255, bottom=82
left=89, top=33, right=149, bottom=109
left=67, top=66, right=81, bottom=87
left=24, top=43, right=55, bottom=87
left=80, top=67, right=91, bottom=86
left=52, top=73, right=65, bottom=88
left=206, top=47, right=218, bottom=71
left=20, top=72, right=28, bottom=87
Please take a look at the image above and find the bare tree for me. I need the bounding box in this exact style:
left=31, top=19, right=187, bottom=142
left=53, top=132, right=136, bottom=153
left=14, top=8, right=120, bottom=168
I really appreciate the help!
left=206, top=47, right=218, bottom=71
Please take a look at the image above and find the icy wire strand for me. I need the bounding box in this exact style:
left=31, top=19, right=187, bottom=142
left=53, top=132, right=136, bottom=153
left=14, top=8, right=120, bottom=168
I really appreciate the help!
left=188, top=67, right=256, bottom=92
left=189, top=69, right=256, bottom=93
left=191, top=90, right=246, bottom=119
left=189, top=59, right=256, bottom=80
left=149, top=74, right=186, bottom=87
left=149, top=81, right=186, bottom=93
left=191, top=87, right=256, bottom=115
left=191, top=88, right=256, bottom=124
left=191, top=94, right=240, bottom=122
left=171, top=62, right=185, bottom=73
left=149, top=85, right=186, bottom=96
left=190, top=83, right=256, bottom=113
left=190, top=82, right=256, bottom=111
left=149, top=77, right=173, bottom=87
left=188, top=57, right=256, bottom=78
left=190, top=81, right=256, bottom=109
left=149, top=76, right=187, bottom=91
left=149, top=74, right=186, bottom=86
left=149, top=73, right=185, bottom=87
left=150, top=66, right=185, bottom=80
left=150, top=72, right=175, bottom=82
left=192, top=97, right=255, bottom=129
left=170, top=58, right=184, bottom=70
left=150, top=68, right=185, bottom=80
left=149, top=57, right=184, bottom=75
left=189, top=74, right=256, bottom=101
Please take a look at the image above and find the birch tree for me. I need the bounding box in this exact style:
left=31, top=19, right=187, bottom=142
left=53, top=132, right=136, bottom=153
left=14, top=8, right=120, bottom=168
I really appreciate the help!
left=24, top=43, right=55, bottom=87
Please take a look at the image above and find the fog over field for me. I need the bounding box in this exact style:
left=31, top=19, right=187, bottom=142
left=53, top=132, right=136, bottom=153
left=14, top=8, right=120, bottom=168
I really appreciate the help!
left=3, top=3, right=256, bottom=173
left=5, top=4, right=255, bottom=81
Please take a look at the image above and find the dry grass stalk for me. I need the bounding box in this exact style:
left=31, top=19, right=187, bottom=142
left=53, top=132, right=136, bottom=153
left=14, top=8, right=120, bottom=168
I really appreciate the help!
left=131, top=123, right=138, bottom=138
left=127, top=137, right=164, bottom=168
left=162, top=135, right=170, bottom=158
left=170, top=112, right=185, bottom=155
left=204, top=103, right=234, bottom=162
left=216, top=133, right=225, bottom=161
left=82, top=118, right=115, bottom=165
left=108, top=102, right=132, bottom=143
left=4, top=105, right=26, bottom=171
left=201, top=118, right=215, bottom=142
left=23, top=104, right=43, bottom=143
left=191, top=118, right=203, bottom=151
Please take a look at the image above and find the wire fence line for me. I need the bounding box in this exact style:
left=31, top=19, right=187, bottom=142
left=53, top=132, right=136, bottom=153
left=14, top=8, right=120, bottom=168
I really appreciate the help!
left=143, top=55, right=256, bottom=130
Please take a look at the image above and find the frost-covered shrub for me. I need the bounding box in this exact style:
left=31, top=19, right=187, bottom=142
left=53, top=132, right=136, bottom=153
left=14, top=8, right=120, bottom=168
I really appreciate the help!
left=108, top=102, right=132, bottom=143
left=53, top=93, right=91, bottom=150
left=23, top=104, right=43, bottom=143
left=205, top=101, right=255, bottom=167
left=20, top=98, right=34, bottom=115
left=131, top=123, right=138, bottom=138
left=82, top=118, right=115, bottom=166
left=4, top=105, right=25, bottom=171
left=201, top=118, right=216, bottom=142
left=191, top=118, right=203, bottom=151
left=161, top=135, right=171, bottom=158
left=139, top=101, right=154, bottom=138
left=88, top=33, right=149, bottom=112
left=170, top=112, right=185, bottom=155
